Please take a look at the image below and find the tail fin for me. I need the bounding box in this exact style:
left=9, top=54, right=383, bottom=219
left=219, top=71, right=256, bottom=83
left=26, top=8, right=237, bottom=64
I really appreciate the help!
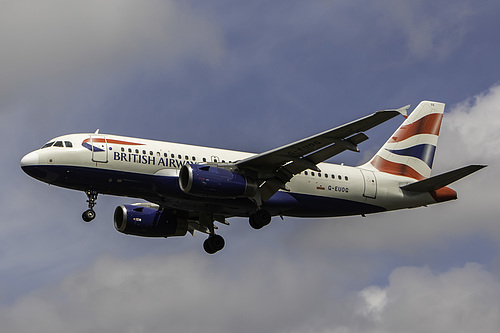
left=366, top=101, right=445, bottom=180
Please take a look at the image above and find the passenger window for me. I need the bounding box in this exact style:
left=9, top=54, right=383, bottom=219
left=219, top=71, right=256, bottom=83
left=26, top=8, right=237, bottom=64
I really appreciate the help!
left=192, top=156, right=196, bottom=161
left=128, top=148, right=132, bottom=153
left=41, top=142, right=54, bottom=148
left=164, top=153, right=168, bottom=158
left=311, top=172, right=315, bottom=176
left=203, top=158, right=207, bottom=162
left=121, top=147, right=125, bottom=152
left=171, top=154, right=174, bottom=158
left=345, top=176, right=349, bottom=181
left=338, top=175, right=342, bottom=180
left=185, top=155, right=189, bottom=160
left=149, top=151, right=153, bottom=155
left=64, top=141, right=73, bottom=148
left=135, top=149, right=139, bottom=154
left=325, top=174, right=328, bottom=178
left=53, top=141, right=64, bottom=147
left=304, top=171, right=308, bottom=176
left=142, top=150, right=146, bottom=155
left=331, top=174, right=335, bottom=179
left=318, top=173, right=322, bottom=177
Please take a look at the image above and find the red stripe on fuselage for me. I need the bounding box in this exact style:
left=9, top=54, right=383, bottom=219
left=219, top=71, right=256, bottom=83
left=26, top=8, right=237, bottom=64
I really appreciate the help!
left=370, top=155, right=425, bottom=180
left=389, top=113, right=443, bottom=143
left=83, top=138, right=145, bottom=145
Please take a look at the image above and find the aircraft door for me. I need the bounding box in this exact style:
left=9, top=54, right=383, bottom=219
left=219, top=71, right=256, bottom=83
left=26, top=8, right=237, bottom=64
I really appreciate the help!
left=90, top=135, right=108, bottom=163
left=360, top=169, right=377, bottom=199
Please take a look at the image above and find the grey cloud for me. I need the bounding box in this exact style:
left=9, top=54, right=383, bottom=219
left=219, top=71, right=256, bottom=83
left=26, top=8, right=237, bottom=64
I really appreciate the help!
left=0, top=252, right=336, bottom=333
left=0, top=0, right=223, bottom=102
left=353, top=263, right=500, bottom=333
left=373, top=0, right=477, bottom=61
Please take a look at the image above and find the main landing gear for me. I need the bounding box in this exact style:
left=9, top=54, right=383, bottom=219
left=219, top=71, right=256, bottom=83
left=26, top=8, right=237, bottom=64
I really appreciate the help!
left=201, top=214, right=226, bottom=255
left=82, top=190, right=98, bottom=222
left=203, top=234, right=225, bottom=254
left=249, top=209, right=272, bottom=229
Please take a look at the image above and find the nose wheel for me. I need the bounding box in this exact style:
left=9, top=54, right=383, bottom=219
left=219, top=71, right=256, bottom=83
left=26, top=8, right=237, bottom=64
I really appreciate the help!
left=82, top=209, right=96, bottom=222
left=82, top=190, right=98, bottom=222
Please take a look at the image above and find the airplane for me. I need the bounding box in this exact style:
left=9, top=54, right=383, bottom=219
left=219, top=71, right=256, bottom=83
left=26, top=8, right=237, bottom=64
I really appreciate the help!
left=20, top=101, right=485, bottom=254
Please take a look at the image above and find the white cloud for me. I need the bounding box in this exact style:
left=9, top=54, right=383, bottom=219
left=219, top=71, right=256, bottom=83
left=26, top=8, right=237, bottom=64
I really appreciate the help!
left=441, top=84, right=500, bottom=165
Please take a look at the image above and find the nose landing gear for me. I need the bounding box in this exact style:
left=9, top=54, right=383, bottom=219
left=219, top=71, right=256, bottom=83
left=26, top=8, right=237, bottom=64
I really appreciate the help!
left=82, top=190, right=98, bottom=222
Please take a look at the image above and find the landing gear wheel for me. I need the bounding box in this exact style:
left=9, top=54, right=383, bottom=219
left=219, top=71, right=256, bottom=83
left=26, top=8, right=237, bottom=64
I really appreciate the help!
left=203, top=234, right=225, bottom=254
left=249, top=209, right=271, bottom=229
left=82, top=209, right=96, bottom=222
left=82, top=190, right=98, bottom=222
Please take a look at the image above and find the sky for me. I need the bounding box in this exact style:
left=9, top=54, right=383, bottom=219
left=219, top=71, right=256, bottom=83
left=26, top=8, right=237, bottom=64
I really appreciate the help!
left=2, top=0, right=500, bottom=331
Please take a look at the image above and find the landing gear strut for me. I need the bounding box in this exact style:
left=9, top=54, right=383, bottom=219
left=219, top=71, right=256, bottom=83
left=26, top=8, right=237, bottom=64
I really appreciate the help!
left=201, top=214, right=225, bottom=254
left=82, top=190, right=98, bottom=222
left=249, top=209, right=272, bottom=229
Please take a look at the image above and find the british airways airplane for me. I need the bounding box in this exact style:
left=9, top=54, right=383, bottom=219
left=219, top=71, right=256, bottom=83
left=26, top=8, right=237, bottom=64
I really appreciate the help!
left=21, top=101, right=485, bottom=254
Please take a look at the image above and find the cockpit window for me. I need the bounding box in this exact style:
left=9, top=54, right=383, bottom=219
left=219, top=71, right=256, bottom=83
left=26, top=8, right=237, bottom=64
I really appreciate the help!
left=41, top=140, right=73, bottom=148
left=41, top=141, right=54, bottom=148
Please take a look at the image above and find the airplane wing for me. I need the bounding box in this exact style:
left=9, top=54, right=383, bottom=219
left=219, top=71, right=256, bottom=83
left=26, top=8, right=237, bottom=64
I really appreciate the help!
left=235, top=105, right=410, bottom=200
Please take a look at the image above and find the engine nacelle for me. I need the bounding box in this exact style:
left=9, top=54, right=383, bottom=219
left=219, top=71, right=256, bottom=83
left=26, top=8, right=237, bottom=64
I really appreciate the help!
left=179, top=164, right=258, bottom=198
left=114, top=205, right=188, bottom=237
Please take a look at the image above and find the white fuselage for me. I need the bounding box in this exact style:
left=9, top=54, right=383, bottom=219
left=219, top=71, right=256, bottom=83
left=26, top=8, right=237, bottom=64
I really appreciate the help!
left=21, top=133, right=443, bottom=218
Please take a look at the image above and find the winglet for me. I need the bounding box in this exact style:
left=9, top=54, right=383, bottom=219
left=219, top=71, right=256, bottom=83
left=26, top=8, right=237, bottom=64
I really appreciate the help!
left=397, top=104, right=410, bottom=118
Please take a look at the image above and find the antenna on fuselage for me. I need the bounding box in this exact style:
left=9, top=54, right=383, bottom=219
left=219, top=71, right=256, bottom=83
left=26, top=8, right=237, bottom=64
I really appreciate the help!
left=94, top=129, right=100, bottom=134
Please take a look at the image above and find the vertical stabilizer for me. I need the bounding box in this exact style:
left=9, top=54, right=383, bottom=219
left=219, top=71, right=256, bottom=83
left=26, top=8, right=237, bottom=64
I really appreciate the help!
left=365, top=101, right=445, bottom=180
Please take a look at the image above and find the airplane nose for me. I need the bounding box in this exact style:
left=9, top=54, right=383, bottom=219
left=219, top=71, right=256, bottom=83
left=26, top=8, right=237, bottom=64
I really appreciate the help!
left=21, top=151, right=39, bottom=168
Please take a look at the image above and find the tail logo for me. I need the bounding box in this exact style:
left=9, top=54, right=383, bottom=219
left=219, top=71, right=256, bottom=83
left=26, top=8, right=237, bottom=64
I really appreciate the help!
left=370, top=102, right=444, bottom=180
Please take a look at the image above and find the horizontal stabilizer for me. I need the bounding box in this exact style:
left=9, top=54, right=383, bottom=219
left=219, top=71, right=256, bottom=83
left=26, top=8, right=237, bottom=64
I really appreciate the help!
left=400, top=165, right=486, bottom=192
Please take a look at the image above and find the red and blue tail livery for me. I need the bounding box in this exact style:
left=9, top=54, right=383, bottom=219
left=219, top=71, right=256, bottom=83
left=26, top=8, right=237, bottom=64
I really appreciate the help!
left=367, top=101, right=444, bottom=180
left=21, top=101, right=485, bottom=254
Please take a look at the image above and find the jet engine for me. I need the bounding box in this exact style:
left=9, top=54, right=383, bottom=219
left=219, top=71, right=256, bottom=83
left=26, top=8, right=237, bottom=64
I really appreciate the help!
left=179, top=164, right=258, bottom=198
left=114, top=205, right=188, bottom=237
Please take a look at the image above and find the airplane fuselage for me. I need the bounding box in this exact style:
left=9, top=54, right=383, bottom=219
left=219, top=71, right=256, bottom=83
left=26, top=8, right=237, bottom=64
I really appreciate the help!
left=21, top=133, right=449, bottom=219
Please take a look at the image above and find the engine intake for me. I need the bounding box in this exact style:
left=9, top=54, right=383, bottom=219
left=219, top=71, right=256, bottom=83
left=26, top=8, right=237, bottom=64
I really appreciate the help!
left=179, top=164, right=258, bottom=198
left=114, top=205, right=188, bottom=237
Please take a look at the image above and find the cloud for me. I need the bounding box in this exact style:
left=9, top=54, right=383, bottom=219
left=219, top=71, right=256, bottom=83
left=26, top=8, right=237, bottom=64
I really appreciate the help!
left=373, top=0, right=476, bottom=61
left=1, top=252, right=499, bottom=332
left=440, top=83, right=500, bottom=165
left=0, top=0, right=223, bottom=102
left=353, top=263, right=500, bottom=333
left=0, top=252, right=335, bottom=333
